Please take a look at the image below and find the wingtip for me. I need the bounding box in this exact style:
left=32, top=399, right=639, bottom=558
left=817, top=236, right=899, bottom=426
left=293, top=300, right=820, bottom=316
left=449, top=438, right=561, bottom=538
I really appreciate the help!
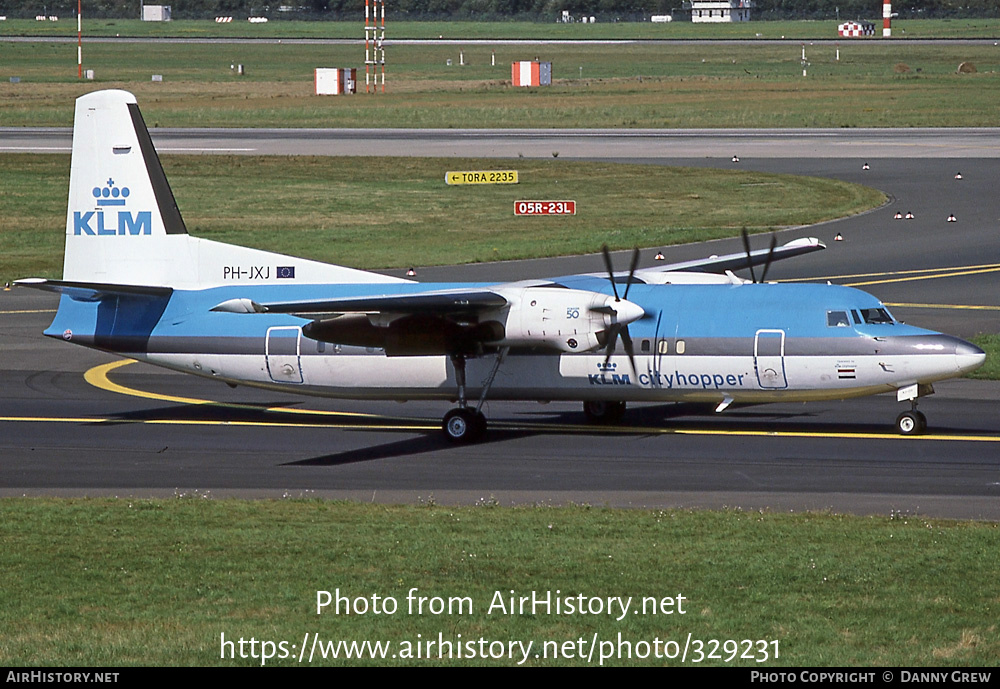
left=782, top=237, right=826, bottom=250
left=12, top=278, right=48, bottom=289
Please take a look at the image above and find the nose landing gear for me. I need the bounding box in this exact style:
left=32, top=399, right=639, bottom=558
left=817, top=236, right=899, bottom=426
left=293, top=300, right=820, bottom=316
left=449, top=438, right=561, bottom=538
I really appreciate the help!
left=895, top=383, right=933, bottom=435
left=895, top=408, right=927, bottom=435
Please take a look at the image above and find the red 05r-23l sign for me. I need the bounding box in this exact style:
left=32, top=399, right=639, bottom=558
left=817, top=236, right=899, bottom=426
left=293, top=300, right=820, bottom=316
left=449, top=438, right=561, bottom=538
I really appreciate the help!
left=514, top=200, right=576, bottom=216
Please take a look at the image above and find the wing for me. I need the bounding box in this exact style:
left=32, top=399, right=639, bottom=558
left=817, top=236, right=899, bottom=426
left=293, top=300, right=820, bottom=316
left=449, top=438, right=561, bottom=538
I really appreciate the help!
left=639, top=237, right=826, bottom=275
left=550, top=237, right=826, bottom=287
left=248, top=288, right=508, bottom=316
left=213, top=284, right=643, bottom=357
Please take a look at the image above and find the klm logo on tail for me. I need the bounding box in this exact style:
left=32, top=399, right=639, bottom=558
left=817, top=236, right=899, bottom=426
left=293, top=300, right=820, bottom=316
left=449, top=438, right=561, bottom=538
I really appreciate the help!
left=73, top=179, right=151, bottom=236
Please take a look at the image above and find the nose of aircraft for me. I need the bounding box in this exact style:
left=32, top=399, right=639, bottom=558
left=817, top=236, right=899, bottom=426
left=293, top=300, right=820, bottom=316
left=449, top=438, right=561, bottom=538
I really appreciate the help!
left=955, top=339, right=986, bottom=375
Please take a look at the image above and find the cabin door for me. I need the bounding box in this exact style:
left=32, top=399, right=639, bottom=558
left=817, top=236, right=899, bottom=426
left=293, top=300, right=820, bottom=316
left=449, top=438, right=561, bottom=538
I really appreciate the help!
left=266, top=326, right=304, bottom=384
left=754, top=329, right=787, bottom=389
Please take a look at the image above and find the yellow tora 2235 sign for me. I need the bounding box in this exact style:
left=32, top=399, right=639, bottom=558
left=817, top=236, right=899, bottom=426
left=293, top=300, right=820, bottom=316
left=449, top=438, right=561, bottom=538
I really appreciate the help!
left=445, top=170, right=519, bottom=185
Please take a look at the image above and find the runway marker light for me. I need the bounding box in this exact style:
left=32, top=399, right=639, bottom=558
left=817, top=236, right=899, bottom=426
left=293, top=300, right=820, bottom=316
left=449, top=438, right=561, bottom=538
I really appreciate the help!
left=955, top=172, right=963, bottom=180
left=894, top=212, right=903, bottom=220
left=406, top=267, right=417, bottom=276
left=862, top=162, right=870, bottom=170
left=947, top=214, right=957, bottom=223
left=834, top=233, right=843, bottom=242
left=905, top=211, right=915, bottom=219
left=654, top=251, right=665, bottom=261
left=732, top=155, right=739, bottom=163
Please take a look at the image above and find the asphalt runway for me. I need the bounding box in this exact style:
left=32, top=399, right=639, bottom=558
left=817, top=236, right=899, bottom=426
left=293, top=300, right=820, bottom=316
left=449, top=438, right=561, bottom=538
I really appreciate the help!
left=2, top=129, right=999, bottom=518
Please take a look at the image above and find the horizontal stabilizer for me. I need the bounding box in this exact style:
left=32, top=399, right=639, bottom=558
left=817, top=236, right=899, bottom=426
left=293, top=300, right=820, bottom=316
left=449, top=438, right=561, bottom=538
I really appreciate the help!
left=15, top=278, right=173, bottom=302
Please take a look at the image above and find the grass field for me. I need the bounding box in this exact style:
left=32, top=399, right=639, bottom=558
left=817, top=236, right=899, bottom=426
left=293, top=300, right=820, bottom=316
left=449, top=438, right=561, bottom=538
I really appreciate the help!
left=2, top=498, right=998, bottom=666
left=0, top=153, right=885, bottom=280
left=3, top=18, right=1000, bottom=40
left=2, top=40, right=999, bottom=127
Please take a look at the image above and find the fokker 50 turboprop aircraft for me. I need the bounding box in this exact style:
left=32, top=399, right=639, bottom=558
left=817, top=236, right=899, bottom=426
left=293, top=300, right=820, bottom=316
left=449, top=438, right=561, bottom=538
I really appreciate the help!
left=18, top=90, right=986, bottom=442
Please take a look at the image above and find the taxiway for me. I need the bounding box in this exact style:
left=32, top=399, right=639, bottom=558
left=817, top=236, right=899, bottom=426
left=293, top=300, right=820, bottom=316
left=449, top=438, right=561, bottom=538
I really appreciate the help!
left=2, top=129, right=998, bottom=517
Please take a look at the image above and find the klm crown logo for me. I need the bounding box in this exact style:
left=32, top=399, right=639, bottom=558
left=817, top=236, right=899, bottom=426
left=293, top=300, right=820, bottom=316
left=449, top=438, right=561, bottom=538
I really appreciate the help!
left=92, top=178, right=130, bottom=206
left=74, top=178, right=151, bottom=236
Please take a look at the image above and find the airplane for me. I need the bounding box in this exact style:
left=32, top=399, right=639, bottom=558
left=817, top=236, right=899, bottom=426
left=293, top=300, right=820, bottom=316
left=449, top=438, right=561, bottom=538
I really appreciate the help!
left=17, top=89, right=986, bottom=442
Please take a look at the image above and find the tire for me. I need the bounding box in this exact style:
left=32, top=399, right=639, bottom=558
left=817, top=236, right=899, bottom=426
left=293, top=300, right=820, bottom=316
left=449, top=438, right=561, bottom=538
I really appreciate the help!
left=896, top=410, right=926, bottom=436
left=443, top=408, right=486, bottom=443
left=583, top=400, right=626, bottom=425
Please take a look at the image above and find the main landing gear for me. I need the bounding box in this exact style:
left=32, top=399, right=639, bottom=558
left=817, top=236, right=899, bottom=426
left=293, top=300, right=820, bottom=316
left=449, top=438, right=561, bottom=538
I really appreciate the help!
left=442, top=348, right=508, bottom=443
left=443, top=408, right=487, bottom=443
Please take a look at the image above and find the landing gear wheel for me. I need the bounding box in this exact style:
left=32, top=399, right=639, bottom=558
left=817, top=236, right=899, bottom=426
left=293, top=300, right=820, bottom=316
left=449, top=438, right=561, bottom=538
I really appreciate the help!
left=443, top=408, right=486, bottom=443
left=896, top=410, right=927, bottom=435
left=583, top=400, right=626, bottom=425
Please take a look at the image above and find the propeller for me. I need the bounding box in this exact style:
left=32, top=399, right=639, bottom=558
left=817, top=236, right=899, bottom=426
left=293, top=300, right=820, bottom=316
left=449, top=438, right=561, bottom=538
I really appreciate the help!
left=740, top=229, right=779, bottom=284
left=599, top=245, right=642, bottom=373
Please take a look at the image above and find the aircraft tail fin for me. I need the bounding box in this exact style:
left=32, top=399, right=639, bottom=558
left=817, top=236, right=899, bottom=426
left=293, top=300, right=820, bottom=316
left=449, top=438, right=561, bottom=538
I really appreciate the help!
left=63, top=89, right=406, bottom=289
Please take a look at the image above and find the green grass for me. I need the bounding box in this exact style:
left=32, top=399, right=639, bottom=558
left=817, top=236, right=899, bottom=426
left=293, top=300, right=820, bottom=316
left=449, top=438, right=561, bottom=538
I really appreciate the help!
left=1, top=498, right=998, bottom=666
left=3, top=18, right=1000, bottom=40
left=2, top=41, right=999, bottom=128
left=0, top=153, right=884, bottom=280
left=968, top=334, right=1000, bottom=380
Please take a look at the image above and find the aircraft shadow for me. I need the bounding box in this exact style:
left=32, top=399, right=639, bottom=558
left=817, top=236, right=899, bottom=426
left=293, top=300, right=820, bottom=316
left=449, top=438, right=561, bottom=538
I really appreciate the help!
left=284, top=429, right=536, bottom=466
left=90, top=401, right=988, bottom=467
left=94, top=401, right=396, bottom=426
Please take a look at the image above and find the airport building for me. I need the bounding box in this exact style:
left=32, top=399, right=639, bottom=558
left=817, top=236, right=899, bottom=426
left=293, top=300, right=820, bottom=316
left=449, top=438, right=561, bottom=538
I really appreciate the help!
left=689, top=1, right=752, bottom=23
left=141, top=5, right=171, bottom=21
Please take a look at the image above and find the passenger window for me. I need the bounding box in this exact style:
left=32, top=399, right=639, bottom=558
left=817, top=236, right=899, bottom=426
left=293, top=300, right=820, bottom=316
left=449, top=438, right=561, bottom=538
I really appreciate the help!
left=827, top=310, right=850, bottom=327
left=641, top=339, right=651, bottom=353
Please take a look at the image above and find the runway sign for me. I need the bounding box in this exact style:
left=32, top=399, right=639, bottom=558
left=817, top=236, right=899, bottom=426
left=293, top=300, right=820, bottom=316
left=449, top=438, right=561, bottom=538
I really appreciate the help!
left=514, top=200, right=576, bottom=216
left=446, top=170, right=519, bottom=185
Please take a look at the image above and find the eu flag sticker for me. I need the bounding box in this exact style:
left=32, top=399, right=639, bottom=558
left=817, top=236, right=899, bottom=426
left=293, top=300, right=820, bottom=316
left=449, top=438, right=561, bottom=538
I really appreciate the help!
left=276, top=266, right=295, bottom=279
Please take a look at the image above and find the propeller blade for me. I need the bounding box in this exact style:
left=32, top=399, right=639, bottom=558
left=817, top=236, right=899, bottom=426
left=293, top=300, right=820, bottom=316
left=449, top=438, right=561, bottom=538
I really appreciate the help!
left=599, top=246, right=642, bottom=374
left=622, top=246, right=640, bottom=300
left=741, top=228, right=757, bottom=283
left=759, top=233, right=778, bottom=284
left=620, top=326, right=637, bottom=375
left=602, top=323, right=621, bottom=369
left=601, top=244, right=621, bottom=301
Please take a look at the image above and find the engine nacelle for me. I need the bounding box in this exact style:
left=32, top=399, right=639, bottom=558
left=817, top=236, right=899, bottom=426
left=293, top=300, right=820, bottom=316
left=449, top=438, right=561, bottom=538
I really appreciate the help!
left=490, top=286, right=644, bottom=353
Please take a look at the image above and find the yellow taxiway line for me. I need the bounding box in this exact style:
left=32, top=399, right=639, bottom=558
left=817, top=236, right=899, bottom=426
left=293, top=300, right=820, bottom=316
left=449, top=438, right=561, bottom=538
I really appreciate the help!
left=794, top=262, right=1000, bottom=285
left=781, top=261, right=1000, bottom=312
left=85, top=360, right=392, bottom=420
left=28, top=360, right=989, bottom=443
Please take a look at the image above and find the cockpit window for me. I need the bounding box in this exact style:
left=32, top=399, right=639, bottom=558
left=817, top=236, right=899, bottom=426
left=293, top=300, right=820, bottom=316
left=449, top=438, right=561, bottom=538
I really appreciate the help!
left=827, top=310, right=850, bottom=327
left=859, top=307, right=894, bottom=324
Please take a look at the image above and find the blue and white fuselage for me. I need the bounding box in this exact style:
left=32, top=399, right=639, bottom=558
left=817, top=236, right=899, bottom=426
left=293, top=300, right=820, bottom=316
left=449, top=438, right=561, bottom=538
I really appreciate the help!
left=43, top=279, right=981, bottom=405
left=19, top=89, right=985, bottom=441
